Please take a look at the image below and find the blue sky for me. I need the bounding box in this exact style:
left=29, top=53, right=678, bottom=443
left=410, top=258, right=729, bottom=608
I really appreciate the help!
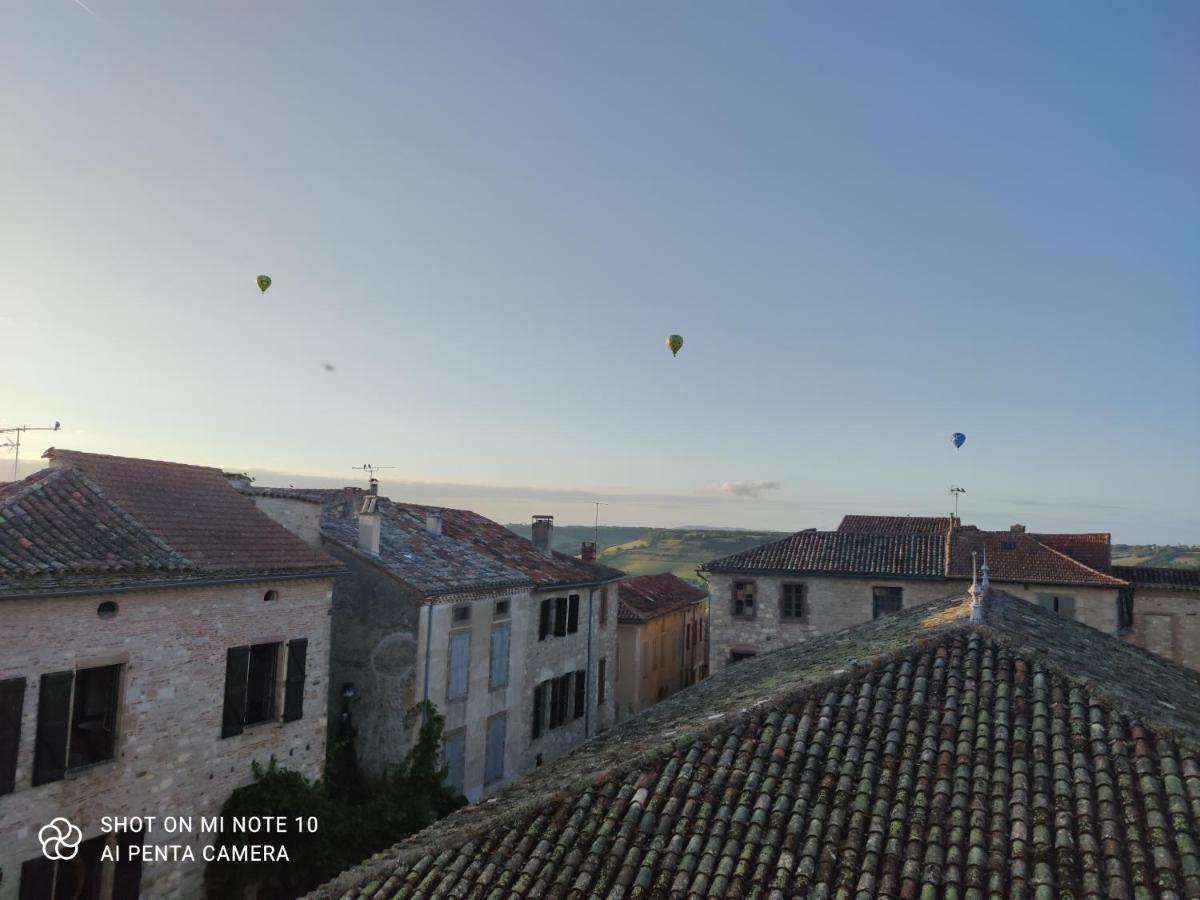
left=2, top=2, right=1197, bottom=541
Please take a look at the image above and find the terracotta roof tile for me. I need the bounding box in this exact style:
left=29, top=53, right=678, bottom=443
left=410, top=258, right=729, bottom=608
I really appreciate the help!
left=948, top=529, right=1127, bottom=588
left=310, top=591, right=1200, bottom=899
left=1113, top=565, right=1200, bottom=592
left=702, top=530, right=947, bottom=577
left=838, top=514, right=957, bottom=534
left=1029, top=532, right=1112, bottom=572
left=617, top=573, right=707, bottom=622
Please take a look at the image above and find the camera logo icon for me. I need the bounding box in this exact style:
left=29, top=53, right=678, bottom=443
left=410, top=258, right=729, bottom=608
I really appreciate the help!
left=39, top=817, right=83, bottom=861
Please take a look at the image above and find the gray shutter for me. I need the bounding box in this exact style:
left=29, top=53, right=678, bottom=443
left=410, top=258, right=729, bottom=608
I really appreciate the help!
left=0, top=677, right=25, bottom=795
left=567, top=595, right=580, bottom=633
left=532, top=683, right=544, bottom=739
left=283, top=639, right=308, bottom=722
left=1036, top=593, right=1055, bottom=611
left=1057, top=595, right=1076, bottom=620
left=554, top=597, right=568, bottom=637
left=490, top=626, right=509, bottom=689
left=33, top=670, right=72, bottom=785
left=222, top=647, right=249, bottom=738
left=539, top=599, right=551, bottom=640
left=20, top=858, right=55, bottom=900
left=573, top=670, right=586, bottom=719
left=485, top=715, right=506, bottom=784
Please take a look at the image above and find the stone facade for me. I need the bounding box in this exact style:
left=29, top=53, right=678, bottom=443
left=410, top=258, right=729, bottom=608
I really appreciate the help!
left=0, top=575, right=332, bottom=900
left=1122, top=588, right=1200, bottom=670
left=615, top=601, right=708, bottom=723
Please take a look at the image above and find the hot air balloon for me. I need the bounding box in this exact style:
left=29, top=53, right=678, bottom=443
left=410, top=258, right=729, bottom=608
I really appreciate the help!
left=256, top=275, right=272, bottom=293
left=952, top=432, right=966, bottom=449
left=667, top=334, right=683, bottom=357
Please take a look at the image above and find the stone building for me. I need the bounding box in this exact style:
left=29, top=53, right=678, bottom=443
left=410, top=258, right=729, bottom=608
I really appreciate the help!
left=0, top=450, right=338, bottom=900
left=311, top=588, right=1200, bottom=899
left=614, top=574, right=708, bottom=723
left=1113, top=565, right=1200, bottom=669
left=701, top=514, right=1141, bottom=672
left=246, top=490, right=622, bottom=795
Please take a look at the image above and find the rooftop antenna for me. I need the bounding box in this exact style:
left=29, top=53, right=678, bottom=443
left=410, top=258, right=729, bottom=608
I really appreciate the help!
left=949, top=485, right=966, bottom=518
left=1, top=421, right=61, bottom=480
left=590, top=500, right=609, bottom=550
left=352, top=463, right=396, bottom=494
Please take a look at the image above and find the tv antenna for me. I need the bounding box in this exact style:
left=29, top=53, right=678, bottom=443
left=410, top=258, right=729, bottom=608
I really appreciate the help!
left=352, top=463, right=395, bottom=487
left=1, top=421, right=61, bottom=480
left=590, top=500, right=609, bottom=549
left=949, top=485, right=966, bottom=518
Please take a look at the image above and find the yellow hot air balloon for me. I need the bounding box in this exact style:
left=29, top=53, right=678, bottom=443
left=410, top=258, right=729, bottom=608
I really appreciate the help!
left=667, top=334, right=683, bottom=357
left=257, top=275, right=272, bottom=293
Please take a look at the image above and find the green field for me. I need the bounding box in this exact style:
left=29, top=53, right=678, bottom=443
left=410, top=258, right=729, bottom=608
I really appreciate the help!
left=504, top=524, right=787, bottom=585
left=1111, top=545, right=1200, bottom=569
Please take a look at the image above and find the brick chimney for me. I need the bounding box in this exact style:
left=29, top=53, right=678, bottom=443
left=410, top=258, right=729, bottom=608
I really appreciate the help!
left=426, top=509, right=443, bottom=536
left=581, top=541, right=596, bottom=561
left=1010, top=524, right=1026, bottom=533
left=358, top=496, right=381, bottom=555
left=531, top=515, right=554, bottom=554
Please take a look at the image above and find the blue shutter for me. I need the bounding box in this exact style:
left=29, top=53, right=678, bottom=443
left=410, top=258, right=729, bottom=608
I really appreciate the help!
left=485, top=715, right=506, bottom=784
left=448, top=632, right=470, bottom=700
left=490, top=625, right=510, bottom=689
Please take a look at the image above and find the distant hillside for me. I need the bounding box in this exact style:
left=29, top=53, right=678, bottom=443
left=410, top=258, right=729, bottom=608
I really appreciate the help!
left=504, top=525, right=787, bottom=585
left=1111, top=545, right=1200, bottom=569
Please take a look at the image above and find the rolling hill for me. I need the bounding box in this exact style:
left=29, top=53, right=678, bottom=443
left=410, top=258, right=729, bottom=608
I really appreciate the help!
left=1111, top=544, right=1200, bottom=569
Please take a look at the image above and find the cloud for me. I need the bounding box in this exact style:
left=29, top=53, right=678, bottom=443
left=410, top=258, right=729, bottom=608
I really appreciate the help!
left=713, top=480, right=782, bottom=498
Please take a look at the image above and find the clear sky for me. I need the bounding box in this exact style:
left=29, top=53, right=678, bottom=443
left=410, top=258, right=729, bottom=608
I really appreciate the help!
left=3, top=2, right=1197, bottom=542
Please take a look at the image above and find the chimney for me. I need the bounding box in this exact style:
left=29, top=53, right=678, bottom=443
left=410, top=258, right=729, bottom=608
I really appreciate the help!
left=368, top=478, right=379, bottom=496
left=426, top=509, right=443, bottom=536
left=358, top=496, right=380, bottom=555
left=531, top=515, right=554, bottom=554
left=581, top=541, right=596, bottom=561
left=1010, top=524, right=1025, bottom=533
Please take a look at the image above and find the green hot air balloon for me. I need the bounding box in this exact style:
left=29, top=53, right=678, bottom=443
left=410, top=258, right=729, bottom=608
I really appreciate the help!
left=256, top=275, right=272, bottom=293
left=667, top=334, right=683, bottom=357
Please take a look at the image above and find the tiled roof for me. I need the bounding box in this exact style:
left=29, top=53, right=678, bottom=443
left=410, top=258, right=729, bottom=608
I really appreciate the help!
left=317, top=495, right=533, bottom=598
left=617, top=573, right=707, bottom=623
left=702, top=530, right=947, bottom=578
left=949, top=529, right=1127, bottom=588
left=838, top=514, right=956, bottom=534
left=1030, top=532, right=1112, bottom=573
left=41, top=450, right=336, bottom=574
left=310, top=591, right=1200, bottom=900
left=1114, top=565, right=1200, bottom=592
left=389, top=503, right=624, bottom=589
left=0, top=467, right=193, bottom=589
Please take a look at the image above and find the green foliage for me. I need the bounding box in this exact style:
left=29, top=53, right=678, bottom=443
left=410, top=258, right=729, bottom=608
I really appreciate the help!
left=597, top=528, right=789, bottom=584
left=1111, top=544, right=1200, bottom=569
left=204, top=702, right=466, bottom=900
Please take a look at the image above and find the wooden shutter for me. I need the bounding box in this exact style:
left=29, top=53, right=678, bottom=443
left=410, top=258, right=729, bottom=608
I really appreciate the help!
left=531, top=683, right=544, bottom=739
left=283, top=639, right=308, bottom=723
left=554, top=597, right=568, bottom=637
left=1036, top=594, right=1055, bottom=612
left=1057, top=595, right=1076, bottom=620
left=490, top=626, right=509, bottom=689
left=538, top=599, right=551, bottom=641
left=33, top=670, right=72, bottom=785
left=573, top=670, right=585, bottom=719
left=558, top=674, right=571, bottom=725
left=598, top=658, right=606, bottom=705
left=0, top=677, right=25, bottom=795
left=19, top=858, right=55, bottom=900
left=567, top=595, right=580, bottom=634
left=221, top=647, right=249, bottom=738
left=112, top=832, right=144, bottom=900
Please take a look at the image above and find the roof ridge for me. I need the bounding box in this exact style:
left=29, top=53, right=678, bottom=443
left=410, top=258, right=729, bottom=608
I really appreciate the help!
left=1025, top=534, right=1127, bottom=585
left=0, top=465, right=71, bottom=508
left=44, top=447, right=223, bottom=474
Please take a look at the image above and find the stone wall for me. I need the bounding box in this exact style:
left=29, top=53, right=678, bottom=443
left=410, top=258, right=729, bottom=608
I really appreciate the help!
left=615, top=601, right=708, bottom=723
left=1122, top=589, right=1200, bottom=671
left=0, top=576, right=332, bottom=900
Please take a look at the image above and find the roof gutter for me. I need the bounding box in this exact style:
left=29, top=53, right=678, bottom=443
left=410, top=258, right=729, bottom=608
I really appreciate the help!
left=0, top=567, right=344, bottom=602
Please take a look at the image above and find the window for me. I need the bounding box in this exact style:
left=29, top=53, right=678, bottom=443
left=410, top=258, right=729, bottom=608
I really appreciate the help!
left=1, top=677, right=26, bottom=795
left=539, top=598, right=552, bottom=641
left=494, top=599, right=510, bottom=619
left=872, top=587, right=903, bottom=619
left=729, top=650, right=757, bottom=665
left=536, top=674, right=575, bottom=736
left=485, top=714, right=506, bottom=785
left=282, top=638, right=307, bottom=723
left=452, top=605, right=471, bottom=624
left=34, top=664, right=121, bottom=784
left=490, top=624, right=510, bottom=690
left=20, top=832, right=136, bottom=900
left=781, top=584, right=806, bottom=621
left=733, top=581, right=756, bottom=618
left=599, top=588, right=608, bottom=626
left=532, top=682, right=545, bottom=739
left=567, top=595, right=580, bottom=633
left=1037, top=593, right=1076, bottom=620
left=573, top=670, right=586, bottom=720
left=263, top=590, right=279, bottom=602
left=443, top=729, right=466, bottom=794
left=97, top=601, right=118, bottom=619
left=222, top=644, right=279, bottom=738
left=598, top=658, right=607, bottom=705
left=448, top=631, right=470, bottom=701
left=1117, top=588, right=1134, bottom=633
left=554, top=597, right=568, bottom=637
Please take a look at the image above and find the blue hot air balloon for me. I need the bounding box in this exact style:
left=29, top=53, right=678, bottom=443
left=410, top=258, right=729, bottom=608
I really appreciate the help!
left=952, top=432, right=966, bottom=450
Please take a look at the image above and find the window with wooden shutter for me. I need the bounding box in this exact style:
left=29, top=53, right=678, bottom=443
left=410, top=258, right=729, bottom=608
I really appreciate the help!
left=554, top=597, right=568, bottom=637
left=68, top=664, right=120, bottom=770
left=531, top=683, right=544, bottom=739
left=221, top=647, right=250, bottom=738
left=558, top=674, right=572, bottom=725
left=490, top=624, right=510, bottom=690
left=443, top=729, right=466, bottom=794
left=733, top=581, right=756, bottom=618
left=447, top=631, right=470, bottom=701
left=33, top=670, right=73, bottom=785
left=19, top=857, right=55, bottom=900
left=539, top=599, right=552, bottom=641
left=549, top=678, right=562, bottom=728
left=567, top=595, right=580, bottom=634
left=599, top=588, right=608, bottom=626
left=244, top=643, right=279, bottom=725
left=598, top=658, right=607, bottom=705
left=0, top=677, right=25, bottom=795
left=485, top=714, right=506, bottom=785
left=872, top=587, right=903, bottom=618
left=283, top=638, right=308, bottom=723
left=573, top=670, right=585, bottom=720
left=113, top=832, right=144, bottom=900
